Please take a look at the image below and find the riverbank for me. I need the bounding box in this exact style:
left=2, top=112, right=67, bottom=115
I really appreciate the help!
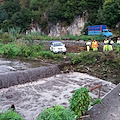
left=85, top=83, right=120, bottom=120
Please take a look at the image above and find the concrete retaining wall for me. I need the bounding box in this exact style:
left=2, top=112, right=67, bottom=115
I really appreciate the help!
left=0, top=65, right=60, bottom=89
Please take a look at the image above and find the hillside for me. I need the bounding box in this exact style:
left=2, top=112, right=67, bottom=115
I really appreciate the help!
left=0, top=0, right=120, bottom=35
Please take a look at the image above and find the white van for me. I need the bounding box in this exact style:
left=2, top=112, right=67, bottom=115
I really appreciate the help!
left=50, top=41, right=66, bottom=54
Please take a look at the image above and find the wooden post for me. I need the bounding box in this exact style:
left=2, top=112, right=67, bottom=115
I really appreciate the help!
left=90, top=84, right=102, bottom=99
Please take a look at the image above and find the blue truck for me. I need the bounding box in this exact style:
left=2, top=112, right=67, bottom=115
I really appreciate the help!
left=88, top=25, right=113, bottom=37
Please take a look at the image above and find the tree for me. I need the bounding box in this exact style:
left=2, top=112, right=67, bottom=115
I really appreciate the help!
left=10, top=7, right=32, bottom=31
left=46, top=1, right=63, bottom=24
left=2, top=0, right=20, bottom=18
left=103, top=0, right=120, bottom=28
left=0, top=5, right=8, bottom=26
left=95, top=8, right=106, bottom=25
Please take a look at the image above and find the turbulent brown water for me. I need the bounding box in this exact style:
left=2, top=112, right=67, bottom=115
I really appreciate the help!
left=0, top=58, right=50, bottom=73
left=0, top=58, right=62, bottom=88
left=0, top=58, right=117, bottom=120
left=0, top=72, right=116, bottom=120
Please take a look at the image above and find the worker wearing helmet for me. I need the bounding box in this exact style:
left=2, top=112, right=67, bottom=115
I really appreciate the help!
left=86, top=40, right=91, bottom=52
left=92, top=39, right=98, bottom=51
left=103, top=37, right=109, bottom=51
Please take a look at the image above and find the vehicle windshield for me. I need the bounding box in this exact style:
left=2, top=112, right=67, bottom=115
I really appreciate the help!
left=103, top=29, right=108, bottom=32
left=53, top=42, right=63, bottom=47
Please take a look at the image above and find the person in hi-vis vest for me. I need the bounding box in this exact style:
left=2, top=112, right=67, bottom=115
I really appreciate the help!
left=92, top=39, right=98, bottom=51
left=116, top=37, right=120, bottom=51
left=86, top=41, right=91, bottom=52
left=108, top=38, right=114, bottom=51
left=103, top=37, right=109, bottom=51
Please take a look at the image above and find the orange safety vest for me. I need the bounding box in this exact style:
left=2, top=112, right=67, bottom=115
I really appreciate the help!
left=92, top=41, right=98, bottom=48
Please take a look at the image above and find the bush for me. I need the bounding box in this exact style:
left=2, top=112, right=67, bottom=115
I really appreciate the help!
left=71, top=52, right=98, bottom=64
left=0, top=43, right=21, bottom=58
left=37, top=105, right=75, bottom=120
left=0, top=109, right=24, bottom=120
left=69, top=87, right=91, bottom=118
left=38, top=51, right=64, bottom=60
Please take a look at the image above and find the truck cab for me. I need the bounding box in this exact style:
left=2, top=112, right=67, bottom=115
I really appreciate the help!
left=102, top=29, right=113, bottom=37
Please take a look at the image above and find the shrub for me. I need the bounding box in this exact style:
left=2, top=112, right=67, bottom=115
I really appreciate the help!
left=8, top=27, right=21, bottom=42
left=72, top=52, right=98, bottom=64
left=38, top=51, right=64, bottom=60
left=37, top=105, right=75, bottom=120
left=0, top=43, right=21, bottom=58
left=0, top=109, right=24, bottom=120
left=69, top=87, right=91, bottom=118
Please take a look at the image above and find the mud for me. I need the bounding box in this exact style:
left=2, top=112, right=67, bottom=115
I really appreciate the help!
left=0, top=72, right=116, bottom=120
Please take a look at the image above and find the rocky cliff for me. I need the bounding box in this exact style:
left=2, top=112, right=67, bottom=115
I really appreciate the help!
left=27, top=13, right=88, bottom=37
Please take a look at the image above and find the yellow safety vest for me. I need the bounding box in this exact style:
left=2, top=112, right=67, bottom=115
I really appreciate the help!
left=104, top=40, right=109, bottom=45
left=117, top=40, right=120, bottom=44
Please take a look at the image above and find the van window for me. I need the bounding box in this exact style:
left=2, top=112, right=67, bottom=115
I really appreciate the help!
left=53, top=42, right=63, bottom=47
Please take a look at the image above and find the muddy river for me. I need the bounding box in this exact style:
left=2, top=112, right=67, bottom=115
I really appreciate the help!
left=0, top=58, right=51, bottom=73
left=0, top=72, right=116, bottom=120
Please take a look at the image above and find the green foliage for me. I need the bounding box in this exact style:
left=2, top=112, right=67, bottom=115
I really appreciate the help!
left=0, top=41, right=64, bottom=60
left=95, top=8, right=106, bottom=25
left=103, top=0, right=120, bottom=28
left=38, top=51, right=64, bottom=60
left=16, top=7, right=32, bottom=31
left=31, top=10, right=42, bottom=22
left=69, top=87, right=91, bottom=117
left=18, top=43, right=33, bottom=58
left=0, top=43, right=21, bottom=58
left=72, top=52, right=98, bottom=65
left=10, top=12, right=24, bottom=29
left=29, top=0, right=41, bottom=10
left=0, top=33, right=12, bottom=43
left=0, top=5, right=8, bottom=25
left=114, top=74, right=120, bottom=84
left=0, top=29, right=3, bottom=37
left=0, top=109, right=24, bottom=120
left=37, top=105, right=75, bottom=120
left=46, top=1, right=63, bottom=24
left=3, top=0, right=20, bottom=18
left=91, top=99, right=102, bottom=106
left=1, top=20, right=10, bottom=32
left=25, top=33, right=61, bottom=40
left=8, top=27, right=21, bottom=42
left=0, top=0, right=119, bottom=31
left=40, top=19, right=48, bottom=31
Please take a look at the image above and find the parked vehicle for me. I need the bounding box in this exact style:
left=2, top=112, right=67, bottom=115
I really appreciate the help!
left=50, top=41, right=66, bottom=54
left=88, top=25, right=113, bottom=37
